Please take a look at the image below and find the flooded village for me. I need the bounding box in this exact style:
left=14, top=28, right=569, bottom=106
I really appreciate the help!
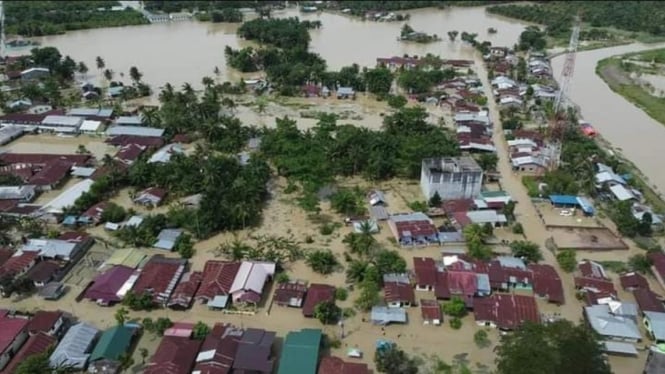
left=0, top=1, right=665, bottom=374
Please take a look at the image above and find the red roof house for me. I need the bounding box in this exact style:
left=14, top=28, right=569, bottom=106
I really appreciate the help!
left=620, top=272, right=649, bottom=291
left=25, top=260, right=60, bottom=287
left=318, top=356, right=370, bottom=374
left=303, top=284, right=336, bottom=317
left=441, top=199, right=475, bottom=215
left=27, top=160, right=73, bottom=189
left=168, top=271, right=202, bottom=310
left=106, top=135, right=165, bottom=148
left=0, top=251, right=38, bottom=278
left=574, top=276, right=616, bottom=296
left=114, top=143, right=146, bottom=165
left=435, top=271, right=450, bottom=300
left=578, top=260, right=608, bottom=279
left=413, top=257, right=437, bottom=291
left=164, top=322, right=195, bottom=338
left=0, top=153, right=90, bottom=166
left=85, top=265, right=135, bottom=305
left=25, top=310, right=64, bottom=336
left=132, top=256, right=186, bottom=305
left=0, top=315, right=29, bottom=371
left=134, top=187, right=168, bottom=206
left=650, top=252, right=665, bottom=290
left=1, top=332, right=55, bottom=374
left=384, top=281, right=416, bottom=308
left=528, top=264, right=564, bottom=304
left=196, top=261, right=242, bottom=302
left=80, top=201, right=108, bottom=224
left=273, top=281, right=307, bottom=308
left=144, top=336, right=202, bottom=374
left=193, top=323, right=240, bottom=374
left=633, top=288, right=665, bottom=313
left=473, top=294, right=539, bottom=330
left=420, top=299, right=443, bottom=326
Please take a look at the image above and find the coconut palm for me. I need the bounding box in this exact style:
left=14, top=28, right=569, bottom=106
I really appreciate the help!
left=103, top=69, right=114, bottom=82
left=202, top=76, right=214, bottom=90
left=96, top=56, right=105, bottom=70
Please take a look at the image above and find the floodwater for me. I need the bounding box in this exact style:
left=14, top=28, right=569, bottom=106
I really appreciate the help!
left=551, top=42, right=665, bottom=195
left=16, top=6, right=530, bottom=90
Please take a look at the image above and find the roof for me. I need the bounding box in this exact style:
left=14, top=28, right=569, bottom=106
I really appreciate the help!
left=29, top=160, right=74, bottom=186
left=337, top=87, right=354, bottom=95
left=115, top=143, right=145, bottom=163
left=233, top=328, right=275, bottom=372
left=154, top=228, right=182, bottom=250
left=442, top=199, right=475, bottom=214
left=41, top=115, right=82, bottom=127
left=369, top=205, right=389, bottom=220
left=435, top=271, right=450, bottom=299
left=197, top=261, right=242, bottom=301
left=473, top=294, right=539, bottom=330
left=465, top=210, right=507, bottom=224
left=148, top=143, right=184, bottom=164
left=67, top=108, right=113, bottom=118
left=194, top=323, right=241, bottom=373
left=646, top=347, right=665, bottom=374
left=2, top=332, right=56, bottom=374
left=168, top=271, right=202, bottom=309
left=49, top=322, right=99, bottom=369
left=41, top=179, right=94, bottom=214
left=86, top=265, right=135, bottom=303
left=25, top=260, right=60, bottom=283
left=104, top=248, right=146, bottom=269
left=274, top=281, right=307, bottom=307
left=584, top=304, right=641, bottom=340
left=106, top=125, right=164, bottom=138
left=603, top=341, right=638, bottom=356
left=0, top=250, right=38, bottom=277
left=392, top=216, right=438, bottom=238
left=370, top=306, right=407, bottom=324
left=303, top=283, right=336, bottom=317
left=106, top=135, right=165, bottom=148
left=114, top=115, right=143, bottom=126
left=420, top=299, right=442, bottom=322
left=26, top=310, right=62, bottom=334
left=497, top=256, right=526, bottom=270
left=620, top=272, right=649, bottom=290
left=645, top=311, right=665, bottom=341
left=132, top=256, right=186, bottom=304
left=549, top=195, right=579, bottom=205
left=384, top=281, right=415, bottom=304
left=650, top=252, right=665, bottom=281
left=413, top=257, right=437, bottom=286
left=595, top=170, right=626, bottom=185
left=0, top=153, right=89, bottom=166
left=578, top=260, right=608, bottom=279
left=164, top=322, right=195, bottom=338
left=230, top=261, right=275, bottom=296
left=0, top=315, right=29, bottom=354
left=39, top=282, right=65, bottom=300
left=90, top=325, right=134, bottom=362
left=575, top=276, right=616, bottom=295
left=81, top=201, right=108, bottom=222
left=22, top=238, right=79, bottom=259
left=318, top=356, right=369, bottom=374
left=71, top=166, right=96, bottom=177
left=633, top=288, right=665, bottom=313
left=528, top=264, right=564, bottom=304
left=446, top=270, right=478, bottom=296
left=277, top=329, right=322, bottom=374
left=145, top=336, right=202, bottom=374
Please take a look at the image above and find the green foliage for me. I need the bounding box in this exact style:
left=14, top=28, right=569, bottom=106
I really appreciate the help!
left=474, top=329, right=491, bottom=348
left=211, top=8, right=243, bottom=22
left=5, top=1, right=148, bottom=36
left=354, top=280, right=380, bottom=312
left=314, top=300, right=341, bottom=324
left=175, top=233, right=195, bottom=259
left=142, top=317, right=155, bottom=333
left=449, top=317, right=462, bottom=330
left=217, top=235, right=303, bottom=268
left=463, top=224, right=492, bottom=260
left=331, top=188, right=365, bottom=216
left=512, top=222, right=524, bottom=234
left=397, top=68, right=456, bottom=93
left=114, top=307, right=129, bottom=325
left=122, top=291, right=155, bottom=311
left=15, top=350, right=56, bottom=374
left=556, top=249, right=577, bottom=272
left=628, top=254, right=653, bottom=274
left=365, top=68, right=394, bottom=95
left=306, top=249, right=339, bottom=274
left=100, top=202, right=126, bottom=223
left=387, top=95, right=408, bottom=109
left=275, top=272, right=290, bottom=284
left=192, top=321, right=210, bottom=340
left=443, top=296, right=467, bottom=318
left=115, top=214, right=167, bottom=247
left=408, top=200, right=428, bottom=212
left=509, top=240, right=543, bottom=263
left=319, top=223, right=336, bottom=235
left=609, top=200, right=651, bottom=237
left=374, top=343, right=419, bottom=374
left=155, top=317, right=173, bottom=336
left=495, top=320, right=611, bottom=374
left=428, top=191, right=442, bottom=207
left=238, top=17, right=311, bottom=49
left=374, top=249, right=407, bottom=275
left=335, top=287, right=349, bottom=301
left=518, top=26, right=547, bottom=51
left=0, top=174, right=23, bottom=185
left=476, top=153, right=498, bottom=171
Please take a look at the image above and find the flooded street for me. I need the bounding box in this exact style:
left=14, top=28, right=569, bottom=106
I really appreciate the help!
left=551, top=42, right=665, bottom=195
left=15, top=7, right=529, bottom=90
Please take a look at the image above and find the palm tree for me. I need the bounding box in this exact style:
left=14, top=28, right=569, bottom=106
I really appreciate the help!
left=129, top=66, right=143, bottom=84
left=202, top=76, right=214, bottom=90
left=159, top=83, right=175, bottom=103
left=213, top=66, right=221, bottom=75
left=182, top=82, right=195, bottom=97
left=103, top=69, right=114, bottom=82
left=96, top=56, right=105, bottom=70
left=346, top=260, right=369, bottom=284
left=77, top=62, right=88, bottom=77
left=462, top=223, right=488, bottom=244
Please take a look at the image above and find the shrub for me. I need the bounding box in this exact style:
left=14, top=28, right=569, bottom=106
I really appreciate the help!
left=319, top=223, right=335, bottom=235
left=335, top=287, right=348, bottom=301
left=512, top=223, right=524, bottom=234
left=449, top=317, right=462, bottom=329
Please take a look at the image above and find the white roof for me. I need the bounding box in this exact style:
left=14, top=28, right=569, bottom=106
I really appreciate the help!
left=465, top=210, right=507, bottom=224
left=125, top=215, right=144, bottom=227
left=154, top=229, right=183, bottom=250
left=511, top=156, right=546, bottom=168
left=595, top=171, right=625, bottom=185
left=454, top=112, right=490, bottom=125
left=71, top=167, right=96, bottom=177
left=0, top=185, right=34, bottom=200
left=507, top=138, right=537, bottom=148
left=49, top=322, right=98, bottom=369
left=585, top=305, right=641, bottom=340
left=500, top=96, right=523, bottom=105
left=371, top=306, right=407, bottom=324
left=148, top=143, right=184, bottom=164
left=67, top=108, right=113, bottom=117
left=603, top=341, right=638, bottom=355
left=41, top=179, right=94, bottom=214
left=609, top=184, right=635, bottom=201
left=116, top=273, right=139, bottom=298
left=230, top=261, right=276, bottom=294
left=41, top=115, right=83, bottom=127
left=497, top=256, right=527, bottom=270
left=645, top=312, right=665, bottom=341
left=106, top=125, right=164, bottom=138
left=114, top=116, right=143, bottom=126
left=79, top=120, right=102, bottom=132
left=22, top=239, right=78, bottom=259
left=22, top=67, right=49, bottom=75
left=390, top=212, right=432, bottom=223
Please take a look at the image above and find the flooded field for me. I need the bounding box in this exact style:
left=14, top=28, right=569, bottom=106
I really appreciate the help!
left=6, top=134, right=114, bottom=160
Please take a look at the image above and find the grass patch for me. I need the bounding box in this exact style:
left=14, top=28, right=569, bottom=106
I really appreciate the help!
left=599, top=261, right=629, bottom=273
left=521, top=176, right=540, bottom=197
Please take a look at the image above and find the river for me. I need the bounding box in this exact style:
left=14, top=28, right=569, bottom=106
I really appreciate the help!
left=551, top=42, right=665, bottom=195
left=9, top=7, right=528, bottom=89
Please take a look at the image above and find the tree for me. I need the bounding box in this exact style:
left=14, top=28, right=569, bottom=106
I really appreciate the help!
left=139, top=347, right=149, bottom=364
left=118, top=353, right=134, bottom=371
left=474, top=329, right=491, bottom=348
left=477, top=153, right=498, bottom=171
left=192, top=321, right=210, bottom=340
left=373, top=249, right=407, bottom=275
left=428, top=191, right=442, bottom=207
left=495, top=320, right=611, bottom=374
left=387, top=95, right=407, bottom=109
left=443, top=296, right=467, bottom=318
left=15, top=351, right=52, bottom=374
left=76, top=144, right=89, bottom=154
left=103, top=68, right=114, bottom=81
left=129, top=66, right=143, bottom=84
left=518, top=26, right=547, bottom=51
left=482, top=222, right=494, bottom=237
left=314, top=300, right=341, bottom=324
left=364, top=67, right=393, bottom=95
left=375, top=343, right=418, bottom=374
left=449, top=317, right=462, bottom=330
left=77, top=61, right=88, bottom=75
left=142, top=317, right=155, bottom=333
left=175, top=234, right=195, bottom=259
left=502, top=201, right=516, bottom=222
left=354, top=281, right=380, bottom=311
left=556, top=249, right=576, bottom=272
left=100, top=202, right=126, bottom=223
left=96, top=56, right=105, bottom=70
left=331, top=188, right=364, bottom=216
left=155, top=317, right=173, bottom=336
left=447, top=30, right=459, bottom=41
left=115, top=307, right=129, bottom=325
left=275, top=272, right=290, bottom=284
left=335, top=287, right=348, bottom=301
left=306, top=249, right=339, bottom=274
left=629, top=254, right=653, bottom=274
left=509, top=240, right=543, bottom=263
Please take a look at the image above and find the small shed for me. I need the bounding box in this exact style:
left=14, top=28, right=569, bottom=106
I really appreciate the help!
left=421, top=299, right=442, bottom=325
left=274, top=280, right=307, bottom=308
left=154, top=228, right=183, bottom=251
left=370, top=306, right=407, bottom=325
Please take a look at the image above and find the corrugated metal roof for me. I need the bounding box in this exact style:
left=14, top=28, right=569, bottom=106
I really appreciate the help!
left=609, top=185, right=635, bottom=201
left=370, top=307, right=407, bottom=324
left=645, top=312, right=665, bottom=342
left=49, top=322, right=99, bottom=369
left=603, top=341, right=638, bottom=355
left=584, top=304, right=641, bottom=340
left=40, top=179, right=94, bottom=214
left=106, top=125, right=164, bottom=138
left=277, top=329, right=321, bottom=374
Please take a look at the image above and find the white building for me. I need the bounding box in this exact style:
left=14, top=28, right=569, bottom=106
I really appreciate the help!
left=0, top=185, right=36, bottom=202
left=420, top=157, right=483, bottom=200
left=40, top=115, right=83, bottom=134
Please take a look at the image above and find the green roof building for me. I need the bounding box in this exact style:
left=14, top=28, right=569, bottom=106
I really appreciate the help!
left=277, top=328, right=322, bottom=374
left=89, top=325, right=135, bottom=363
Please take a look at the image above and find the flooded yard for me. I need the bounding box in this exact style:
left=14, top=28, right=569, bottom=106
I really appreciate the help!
left=6, top=134, right=114, bottom=160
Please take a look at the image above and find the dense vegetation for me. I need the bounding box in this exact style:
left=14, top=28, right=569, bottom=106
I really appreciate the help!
left=5, top=1, right=148, bottom=36
left=144, top=1, right=284, bottom=13
left=488, top=2, right=665, bottom=38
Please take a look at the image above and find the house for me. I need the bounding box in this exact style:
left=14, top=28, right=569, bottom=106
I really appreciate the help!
left=26, top=310, right=64, bottom=336
left=274, top=280, right=307, bottom=308
left=384, top=273, right=415, bottom=308
left=39, top=282, right=65, bottom=300
left=420, top=157, right=483, bottom=200
left=633, top=288, right=665, bottom=313
left=67, top=107, right=113, bottom=121
left=134, top=187, right=167, bottom=207
left=40, top=179, right=95, bottom=214
left=114, top=115, right=143, bottom=127
left=167, top=271, right=202, bottom=310
left=106, top=135, right=165, bottom=148
left=144, top=336, right=202, bottom=374
left=106, top=125, right=165, bottom=138
left=85, top=265, right=136, bottom=306
left=196, top=260, right=242, bottom=304
left=193, top=323, right=241, bottom=373
left=103, top=248, right=145, bottom=269
left=645, top=347, right=665, bottom=374
left=489, top=47, right=508, bottom=58
left=413, top=257, right=437, bottom=291
left=499, top=96, right=523, bottom=108
left=148, top=143, right=184, bottom=164
left=388, top=212, right=439, bottom=246
left=318, top=356, right=370, bottom=374
left=229, top=261, right=275, bottom=304
left=650, top=252, right=665, bottom=291
left=474, top=294, right=539, bottom=330
left=0, top=251, right=39, bottom=279
left=644, top=311, right=665, bottom=343
left=28, top=160, right=75, bottom=191
left=0, top=314, right=29, bottom=371
left=80, top=201, right=108, bottom=225
left=26, top=260, right=60, bottom=287
left=0, top=125, right=25, bottom=145
left=114, top=143, right=146, bottom=165
left=528, top=264, right=564, bottom=304
left=584, top=304, right=641, bottom=342
left=368, top=190, right=386, bottom=206
left=131, top=256, right=186, bottom=306
left=0, top=186, right=36, bottom=202
left=1, top=332, right=56, bottom=374
left=277, top=329, right=321, bottom=374
left=336, top=87, right=355, bottom=99
left=302, top=84, right=325, bottom=98
left=21, top=67, right=50, bottom=81
left=548, top=195, right=596, bottom=216
left=370, top=306, right=407, bottom=325
left=455, top=210, right=508, bottom=227
left=49, top=322, right=99, bottom=369
left=376, top=56, right=422, bottom=71
left=89, top=325, right=136, bottom=374
left=421, top=299, right=442, bottom=325
left=21, top=236, right=90, bottom=262
left=153, top=228, right=182, bottom=251
left=230, top=328, right=275, bottom=373
left=303, top=283, right=336, bottom=317
left=164, top=322, right=195, bottom=338
left=511, top=155, right=547, bottom=173
left=620, top=272, right=649, bottom=291
left=609, top=184, right=636, bottom=202
left=437, top=270, right=478, bottom=307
